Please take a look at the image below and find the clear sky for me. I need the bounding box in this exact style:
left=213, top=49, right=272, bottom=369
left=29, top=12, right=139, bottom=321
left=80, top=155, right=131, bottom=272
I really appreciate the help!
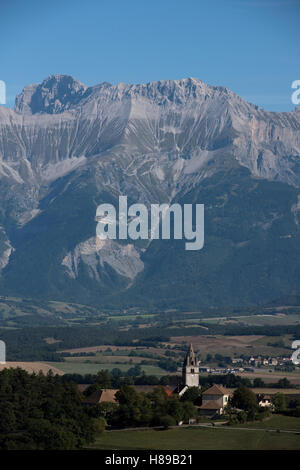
left=1, top=0, right=299, bottom=111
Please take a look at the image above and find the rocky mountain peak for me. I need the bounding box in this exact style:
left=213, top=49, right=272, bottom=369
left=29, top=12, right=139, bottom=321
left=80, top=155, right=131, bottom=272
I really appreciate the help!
left=14, top=74, right=88, bottom=115
left=13, top=75, right=238, bottom=115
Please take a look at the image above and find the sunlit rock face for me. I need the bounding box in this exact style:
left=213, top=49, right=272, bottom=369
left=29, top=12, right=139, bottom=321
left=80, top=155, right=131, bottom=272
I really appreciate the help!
left=0, top=75, right=299, bottom=308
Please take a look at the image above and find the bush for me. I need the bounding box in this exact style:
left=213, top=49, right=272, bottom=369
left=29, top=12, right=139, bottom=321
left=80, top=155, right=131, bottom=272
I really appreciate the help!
left=159, top=415, right=176, bottom=429
left=92, top=417, right=106, bottom=436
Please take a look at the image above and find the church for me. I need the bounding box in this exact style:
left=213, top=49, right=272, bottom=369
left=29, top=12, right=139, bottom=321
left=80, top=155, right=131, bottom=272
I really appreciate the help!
left=178, top=343, right=230, bottom=416
left=178, top=343, right=200, bottom=396
left=80, top=343, right=230, bottom=417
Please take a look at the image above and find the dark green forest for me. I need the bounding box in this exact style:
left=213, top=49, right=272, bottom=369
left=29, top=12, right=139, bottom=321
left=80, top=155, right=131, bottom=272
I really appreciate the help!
left=0, top=368, right=96, bottom=449
left=1, top=322, right=299, bottom=362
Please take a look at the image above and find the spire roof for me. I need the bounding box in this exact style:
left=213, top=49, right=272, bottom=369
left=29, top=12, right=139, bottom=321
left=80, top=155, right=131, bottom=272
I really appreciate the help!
left=183, top=343, right=197, bottom=367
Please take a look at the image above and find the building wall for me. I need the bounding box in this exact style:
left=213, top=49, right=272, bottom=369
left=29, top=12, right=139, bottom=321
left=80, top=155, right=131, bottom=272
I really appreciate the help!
left=202, top=394, right=229, bottom=408
left=184, top=366, right=199, bottom=387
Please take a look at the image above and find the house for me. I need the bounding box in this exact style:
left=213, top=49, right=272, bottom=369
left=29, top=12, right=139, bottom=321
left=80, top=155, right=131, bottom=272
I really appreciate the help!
left=81, top=384, right=177, bottom=406
left=83, top=388, right=118, bottom=405
left=199, top=384, right=231, bottom=417
left=232, top=358, right=243, bottom=364
left=258, top=394, right=273, bottom=409
left=132, top=385, right=176, bottom=396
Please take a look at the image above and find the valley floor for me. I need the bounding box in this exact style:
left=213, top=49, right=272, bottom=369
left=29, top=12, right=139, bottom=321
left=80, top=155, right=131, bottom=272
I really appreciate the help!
left=88, top=416, right=300, bottom=450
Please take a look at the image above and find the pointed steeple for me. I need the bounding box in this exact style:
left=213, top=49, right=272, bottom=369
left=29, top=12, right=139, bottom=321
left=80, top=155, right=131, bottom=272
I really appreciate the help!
left=183, top=343, right=197, bottom=367
left=182, top=343, right=200, bottom=388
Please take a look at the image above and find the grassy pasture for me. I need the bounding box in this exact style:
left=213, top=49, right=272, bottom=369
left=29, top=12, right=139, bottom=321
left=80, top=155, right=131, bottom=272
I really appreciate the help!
left=169, top=334, right=291, bottom=357
left=45, top=361, right=168, bottom=376
left=88, top=420, right=300, bottom=450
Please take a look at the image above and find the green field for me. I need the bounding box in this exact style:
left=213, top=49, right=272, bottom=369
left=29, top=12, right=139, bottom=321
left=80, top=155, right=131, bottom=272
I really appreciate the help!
left=108, top=314, right=157, bottom=320
left=202, top=313, right=300, bottom=327
left=0, top=296, right=103, bottom=327
left=89, top=427, right=300, bottom=450
left=45, top=361, right=168, bottom=376
left=231, top=415, right=300, bottom=431
left=89, top=417, right=300, bottom=450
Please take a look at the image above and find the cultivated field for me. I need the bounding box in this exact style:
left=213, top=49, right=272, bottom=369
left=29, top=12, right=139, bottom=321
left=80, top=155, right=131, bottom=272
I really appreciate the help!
left=59, top=345, right=166, bottom=355
left=202, top=313, right=300, bottom=327
left=168, top=334, right=292, bottom=356
left=45, top=361, right=167, bottom=376
left=89, top=417, right=300, bottom=450
left=0, top=362, right=64, bottom=375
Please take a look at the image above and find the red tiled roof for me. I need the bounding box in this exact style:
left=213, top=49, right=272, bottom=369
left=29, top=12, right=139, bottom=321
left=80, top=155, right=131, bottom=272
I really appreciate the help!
left=99, top=389, right=118, bottom=403
left=202, top=384, right=228, bottom=395
left=163, top=386, right=175, bottom=396
left=132, top=385, right=177, bottom=395
left=83, top=389, right=118, bottom=404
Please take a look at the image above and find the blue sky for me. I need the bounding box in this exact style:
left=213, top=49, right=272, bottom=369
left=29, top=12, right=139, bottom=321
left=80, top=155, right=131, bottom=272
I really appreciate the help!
left=1, top=0, right=299, bottom=111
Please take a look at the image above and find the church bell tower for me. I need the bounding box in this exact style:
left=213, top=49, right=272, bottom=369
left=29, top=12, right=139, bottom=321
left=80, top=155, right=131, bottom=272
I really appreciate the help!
left=182, top=343, right=199, bottom=387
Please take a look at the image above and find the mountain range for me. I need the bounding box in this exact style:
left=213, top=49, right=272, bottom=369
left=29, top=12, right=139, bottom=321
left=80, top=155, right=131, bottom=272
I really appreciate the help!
left=0, top=74, right=300, bottom=310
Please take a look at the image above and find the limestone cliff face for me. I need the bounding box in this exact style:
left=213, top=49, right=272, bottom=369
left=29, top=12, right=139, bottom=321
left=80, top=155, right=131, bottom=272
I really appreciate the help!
left=0, top=75, right=299, bottom=306
left=62, top=237, right=144, bottom=282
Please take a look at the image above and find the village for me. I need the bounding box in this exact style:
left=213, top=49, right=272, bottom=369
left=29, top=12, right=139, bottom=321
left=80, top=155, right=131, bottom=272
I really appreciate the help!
left=78, top=344, right=300, bottom=424
left=198, top=353, right=294, bottom=375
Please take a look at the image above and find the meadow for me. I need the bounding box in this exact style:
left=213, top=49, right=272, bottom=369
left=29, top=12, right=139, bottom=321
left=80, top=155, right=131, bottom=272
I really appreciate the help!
left=46, top=361, right=167, bottom=376
left=88, top=417, right=300, bottom=450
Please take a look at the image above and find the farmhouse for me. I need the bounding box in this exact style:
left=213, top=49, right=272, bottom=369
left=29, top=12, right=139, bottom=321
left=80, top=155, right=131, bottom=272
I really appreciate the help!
left=199, top=384, right=231, bottom=416
left=83, top=388, right=118, bottom=405
left=258, top=394, right=273, bottom=409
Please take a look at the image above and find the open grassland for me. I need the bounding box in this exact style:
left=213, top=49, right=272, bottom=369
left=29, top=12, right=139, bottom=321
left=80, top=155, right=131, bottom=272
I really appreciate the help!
left=0, top=362, right=64, bottom=375
left=239, top=370, right=300, bottom=386
left=45, top=361, right=167, bottom=376
left=64, top=355, right=145, bottom=364
left=88, top=424, right=300, bottom=450
left=59, top=345, right=168, bottom=355
left=60, top=332, right=293, bottom=364
left=0, top=296, right=103, bottom=327
left=229, top=388, right=300, bottom=395
left=231, top=415, right=300, bottom=432
left=169, top=334, right=291, bottom=357
left=201, top=313, right=300, bottom=327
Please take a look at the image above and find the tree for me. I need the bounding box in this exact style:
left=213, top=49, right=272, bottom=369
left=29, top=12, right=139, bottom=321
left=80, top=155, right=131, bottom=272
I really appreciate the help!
left=272, top=393, right=286, bottom=413
left=149, top=387, right=168, bottom=414
left=114, top=385, right=152, bottom=427
left=181, top=386, right=201, bottom=404
left=86, top=402, right=118, bottom=423
left=253, top=378, right=265, bottom=388
left=231, top=385, right=258, bottom=416
left=159, top=376, right=171, bottom=386
left=83, top=383, right=102, bottom=397
left=159, top=415, right=176, bottom=429
left=111, top=368, right=122, bottom=377
left=127, top=365, right=142, bottom=377
left=115, top=384, right=139, bottom=405
left=95, top=370, right=111, bottom=388
left=182, top=401, right=197, bottom=422
left=0, top=402, right=16, bottom=433
left=276, top=378, right=291, bottom=389
left=92, top=417, right=106, bottom=436
left=0, top=368, right=96, bottom=450
left=167, top=398, right=184, bottom=424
